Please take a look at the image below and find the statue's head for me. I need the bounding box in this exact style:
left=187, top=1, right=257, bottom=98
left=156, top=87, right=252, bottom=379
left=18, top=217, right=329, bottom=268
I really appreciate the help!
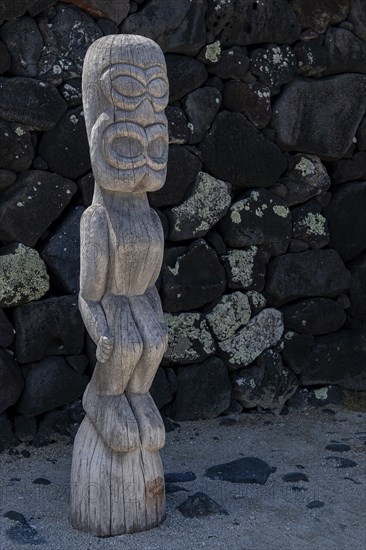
left=83, top=35, right=169, bottom=193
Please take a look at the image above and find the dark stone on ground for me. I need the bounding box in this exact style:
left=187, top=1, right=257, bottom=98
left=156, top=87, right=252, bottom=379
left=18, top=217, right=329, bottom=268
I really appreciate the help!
left=1, top=17, right=43, bottom=78
left=292, top=487, right=308, bottom=492
left=6, top=523, right=46, bottom=546
left=219, top=189, right=292, bottom=255
left=41, top=206, right=84, bottom=294
left=324, top=181, right=366, bottom=262
left=205, top=457, right=272, bottom=485
left=0, top=350, right=24, bottom=415
left=121, top=0, right=205, bottom=56
left=39, top=106, right=90, bottom=179
left=165, top=106, right=189, bottom=144
left=165, top=484, right=188, bottom=494
left=16, top=356, right=88, bottom=416
left=21, top=450, right=30, bottom=458
left=0, top=309, right=14, bottom=347
left=150, top=367, right=173, bottom=409
left=0, top=76, right=66, bottom=130
left=168, top=357, right=231, bottom=421
left=273, top=75, right=366, bottom=161
left=14, top=296, right=84, bottom=364
left=271, top=154, right=331, bottom=207
left=161, top=240, right=226, bottom=312
left=166, top=55, right=207, bottom=102
left=177, top=492, right=229, bottom=518
left=0, top=41, right=11, bottom=74
left=251, top=45, right=296, bottom=89
left=325, top=444, right=351, bottom=452
left=281, top=298, right=347, bottom=335
left=0, top=120, right=35, bottom=172
left=299, top=329, right=366, bottom=391
left=265, top=250, right=351, bottom=306
left=208, top=47, right=250, bottom=80
left=58, top=78, right=82, bottom=106
left=325, top=457, right=357, bottom=468
left=33, top=477, right=51, bottom=485
left=282, top=472, right=309, bottom=482
left=201, top=111, right=287, bottom=188
left=291, top=201, right=330, bottom=249
left=36, top=4, right=102, bottom=83
left=232, top=349, right=298, bottom=412
left=289, top=0, right=349, bottom=33
left=307, top=500, right=325, bottom=509
left=0, top=413, right=19, bottom=451
left=164, top=471, right=196, bottom=483
left=149, top=146, right=202, bottom=208
left=185, top=87, right=221, bottom=144
left=219, top=418, right=238, bottom=426
left=0, top=170, right=77, bottom=247
left=206, top=0, right=300, bottom=46
left=14, top=415, right=37, bottom=442
left=223, top=80, right=271, bottom=129
left=3, top=511, right=27, bottom=523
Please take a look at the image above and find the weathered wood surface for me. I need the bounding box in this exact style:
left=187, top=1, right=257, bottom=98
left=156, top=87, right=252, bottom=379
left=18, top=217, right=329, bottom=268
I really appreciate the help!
left=70, top=35, right=169, bottom=536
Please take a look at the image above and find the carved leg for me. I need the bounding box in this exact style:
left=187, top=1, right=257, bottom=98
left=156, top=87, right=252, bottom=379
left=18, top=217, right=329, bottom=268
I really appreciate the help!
left=83, top=378, right=140, bottom=452
left=127, top=392, right=165, bottom=451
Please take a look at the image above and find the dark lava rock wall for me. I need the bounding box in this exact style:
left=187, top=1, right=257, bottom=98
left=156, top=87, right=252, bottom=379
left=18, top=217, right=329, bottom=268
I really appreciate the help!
left=1, top=1, right=366, bottom=445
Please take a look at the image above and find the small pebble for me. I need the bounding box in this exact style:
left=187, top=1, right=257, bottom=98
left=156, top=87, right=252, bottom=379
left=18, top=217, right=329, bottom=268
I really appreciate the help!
left=21, top=450, right=31, bottom=458
left=283, top=472, right=309, bottom=482
left=307, top=500, right=325, bottom=509
left=32, top=478, right=51, bottom=485
left=164, top=472, right=196, bottom=483
left=325, top=443, right=351, bottom=452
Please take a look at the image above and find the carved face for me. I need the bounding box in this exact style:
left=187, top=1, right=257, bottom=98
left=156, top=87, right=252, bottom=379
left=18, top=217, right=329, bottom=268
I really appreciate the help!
left=83, top=36, right=169, bottom=192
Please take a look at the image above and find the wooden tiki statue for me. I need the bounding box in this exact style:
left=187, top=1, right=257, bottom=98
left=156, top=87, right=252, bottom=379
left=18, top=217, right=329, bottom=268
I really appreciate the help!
left=70, top=35, right=169, bottom=536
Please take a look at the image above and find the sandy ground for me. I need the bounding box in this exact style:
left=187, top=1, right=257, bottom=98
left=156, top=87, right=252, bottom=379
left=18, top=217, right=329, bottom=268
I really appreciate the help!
left=0, top=406, right=365, bottom=550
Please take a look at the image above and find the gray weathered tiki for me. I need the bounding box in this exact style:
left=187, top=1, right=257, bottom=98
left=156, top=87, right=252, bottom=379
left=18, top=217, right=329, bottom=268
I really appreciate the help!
left=70, top=35, right=169, bottom=536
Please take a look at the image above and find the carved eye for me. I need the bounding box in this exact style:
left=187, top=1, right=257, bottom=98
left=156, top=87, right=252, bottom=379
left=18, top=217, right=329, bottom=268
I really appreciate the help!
left=112, top=136, right=143, bottom=158
left=147, top=137, right=168, bottom=162
left=148, top=78, right=168, bottom=99
left=112, top=76, right=146, bottom=98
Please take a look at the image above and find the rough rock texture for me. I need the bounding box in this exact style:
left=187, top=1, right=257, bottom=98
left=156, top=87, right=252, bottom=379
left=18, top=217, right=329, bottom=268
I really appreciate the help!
left=168, top=357, right=231, bottom=420
left=205, top=456, right=272, bottom=485
left=63, top=0, right=130, bottom=24
left=0, top=309, right=14, bottom=347
left=0, top=350, right=24, bottom=415
left=223, top=81, right=271, bottom=129
left=185, top=87, right=221, bottom=144
left=348, top=0, right=366, bottom=41
left=163, top=313, right=215, bottom=365
left=289, top=0, right=350, bottom=33
left=38, top=106, right=90, bottom=179
left=1, top=17, right=44, bottom=78
left=207, top=46, right=250, bottom=80
left=266, top=250, right=351, bottom=306
left=281, top=298, right=347, bottom=335
left=177, top=492, right=229, bottom=518
left=274, top=75, right=366, bottom=160
left=0, top=77, right=66, bottom=130
left=41, top=206, right=84, bottom=294
left=270, top=154, right=331, bottom=207
left=292, top=202, right=330, bottom=249
left=218, top=308, right=284, bottom=369
left=0, top=171, right=77, bottom=246
left=121, top=0, right=206, bottom=55
left=324, top=182, right=366, bottom=262
left=14, top=296, right=84, bottom=364
left=299, top=329, right=366, bottom=391
left=205, top=292, right=251, bottom=342
left=16, top=356, right=88, bottom=416
left=232, top=349, right=298, bottom=411
left=221, top=247, right=267, bottom=291
left=201, top=111, right=287, bottom=188
left=148, top=145, right=202, bottom=208
left=206, top=0, right=300, bottom=46
left=331, top=152, right=366, bottom=185
left=0, top=121, right=35, bottom=172
left=161, top=240, right=226, bottom=312
left=219, top=189, right=292, bottom=255
left=167, top=172, right=231, bottom=240
left=166, top=54, right=207, bottom=102
left=250, top=45, right=296, bottom=89
left=0, top=244, right=49, bottom=308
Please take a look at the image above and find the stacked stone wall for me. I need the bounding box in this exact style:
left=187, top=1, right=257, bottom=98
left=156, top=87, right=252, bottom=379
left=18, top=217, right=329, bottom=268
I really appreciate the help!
left=0, top=0, right=365, bottom=447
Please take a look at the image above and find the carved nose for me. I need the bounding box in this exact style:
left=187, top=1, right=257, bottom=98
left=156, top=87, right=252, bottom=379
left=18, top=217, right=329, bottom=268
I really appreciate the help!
left=138, top=97, right=156, bottom=125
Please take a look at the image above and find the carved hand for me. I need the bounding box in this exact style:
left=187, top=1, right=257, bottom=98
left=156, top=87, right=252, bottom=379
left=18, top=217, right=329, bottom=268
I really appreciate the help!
left=96, top=335, right=114, bottom=363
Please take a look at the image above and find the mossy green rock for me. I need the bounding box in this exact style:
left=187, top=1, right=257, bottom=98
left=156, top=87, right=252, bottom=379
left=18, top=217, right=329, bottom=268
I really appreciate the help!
left=0, top=243, right=49, bottom=307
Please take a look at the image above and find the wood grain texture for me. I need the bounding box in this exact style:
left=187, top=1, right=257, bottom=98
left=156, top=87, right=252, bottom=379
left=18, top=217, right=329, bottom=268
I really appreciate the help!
left=70, top=35, right=169, bottom=536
